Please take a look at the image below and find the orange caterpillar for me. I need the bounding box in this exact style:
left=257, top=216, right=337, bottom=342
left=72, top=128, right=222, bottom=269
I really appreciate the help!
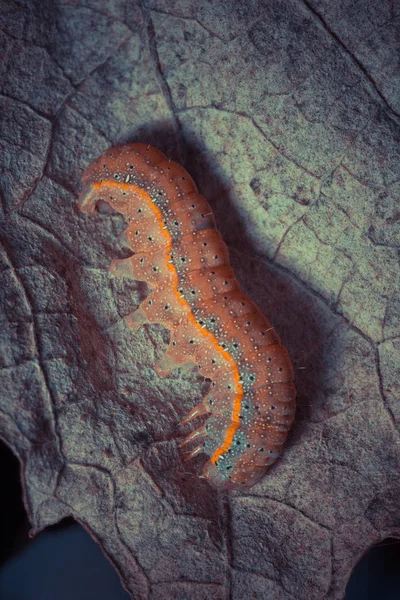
left=79, top=143, right=296, bottom=490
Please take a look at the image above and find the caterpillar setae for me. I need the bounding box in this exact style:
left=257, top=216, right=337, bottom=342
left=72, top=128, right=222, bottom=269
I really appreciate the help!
left=78, top=143, right=296, bottom=490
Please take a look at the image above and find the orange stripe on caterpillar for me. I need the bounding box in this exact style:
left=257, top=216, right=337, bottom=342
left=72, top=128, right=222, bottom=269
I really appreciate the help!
left=78, top=143, right=296, bottom=490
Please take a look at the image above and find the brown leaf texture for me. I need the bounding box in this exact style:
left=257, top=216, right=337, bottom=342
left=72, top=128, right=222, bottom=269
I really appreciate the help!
left=1, top=1, right=400, bottom=598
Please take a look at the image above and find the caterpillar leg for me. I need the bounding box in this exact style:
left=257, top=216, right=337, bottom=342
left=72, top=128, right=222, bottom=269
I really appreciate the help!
left=154, top=353, right=195, bottom=377
left=182, top=444, right=204, bottom=462
left=125, top=308, right=148, bottom=330
left=179, top=425, right=207, bottom=448
left=154, top=336, right=195, bottom=376
left=117, top=229, right=132, bottom=250
left=110, top=257, right=135, bottom=278
left=180, top=402, right=210, bottom=425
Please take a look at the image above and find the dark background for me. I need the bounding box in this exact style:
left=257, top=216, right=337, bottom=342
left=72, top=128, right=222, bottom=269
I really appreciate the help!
left=1, top=441, right=399, bottom=600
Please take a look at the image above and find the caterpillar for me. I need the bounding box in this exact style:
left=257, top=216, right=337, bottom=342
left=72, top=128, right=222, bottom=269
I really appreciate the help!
left=78, top=143, right=296, bottom=490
